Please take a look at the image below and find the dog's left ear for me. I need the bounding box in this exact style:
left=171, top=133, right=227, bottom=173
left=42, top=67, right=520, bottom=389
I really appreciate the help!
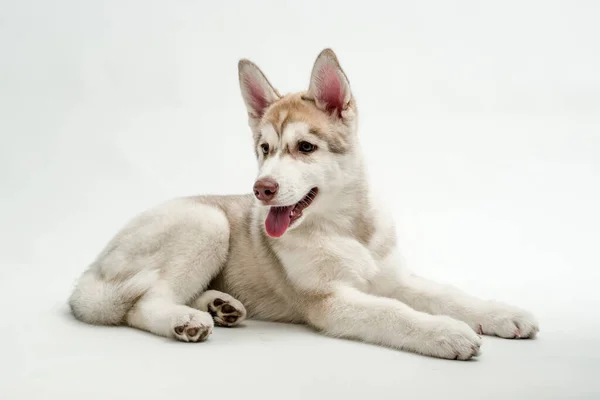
left=307, top=49, right=352, bottom=118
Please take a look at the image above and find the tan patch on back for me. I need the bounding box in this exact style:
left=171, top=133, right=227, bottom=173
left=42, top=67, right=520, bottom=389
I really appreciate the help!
left=262, top=93, right=350, bottom=154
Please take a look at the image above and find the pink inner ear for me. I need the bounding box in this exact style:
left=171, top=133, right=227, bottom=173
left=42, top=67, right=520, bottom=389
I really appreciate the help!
left=317, top=65, right=345, bottom=116
left=244, top=76, right=269, bottom=117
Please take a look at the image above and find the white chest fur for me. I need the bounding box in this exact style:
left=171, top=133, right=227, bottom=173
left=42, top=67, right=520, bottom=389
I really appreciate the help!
left=273, top=233, right=380, bottom=293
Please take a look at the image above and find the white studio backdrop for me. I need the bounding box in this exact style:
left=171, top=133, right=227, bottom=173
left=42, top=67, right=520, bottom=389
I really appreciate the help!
left=1, top=1, right=599, bottom=399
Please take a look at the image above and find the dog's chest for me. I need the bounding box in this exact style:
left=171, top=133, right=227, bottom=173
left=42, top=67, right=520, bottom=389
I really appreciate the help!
left=274, top=235, right=380, bottom=293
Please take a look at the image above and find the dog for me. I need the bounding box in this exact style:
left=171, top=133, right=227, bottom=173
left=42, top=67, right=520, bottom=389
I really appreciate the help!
left=68, top=48, right=538, bottom=360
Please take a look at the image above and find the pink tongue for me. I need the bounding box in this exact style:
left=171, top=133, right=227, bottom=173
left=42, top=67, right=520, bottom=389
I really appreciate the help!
left=265, top=206, right=294, bottom=237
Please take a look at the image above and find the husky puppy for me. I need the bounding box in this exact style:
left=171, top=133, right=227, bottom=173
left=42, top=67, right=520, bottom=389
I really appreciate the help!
left=69, top=49, right=538, bottom=360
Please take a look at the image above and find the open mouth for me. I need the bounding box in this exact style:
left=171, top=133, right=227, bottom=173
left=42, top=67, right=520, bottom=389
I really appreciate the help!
left=265, top=188, right=319, bottom=238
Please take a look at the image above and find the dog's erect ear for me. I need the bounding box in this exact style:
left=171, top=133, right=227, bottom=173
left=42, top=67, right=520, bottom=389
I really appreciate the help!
left=238, top=60, right=280, bottom=121
left=306, top=49, right=352, bottom=118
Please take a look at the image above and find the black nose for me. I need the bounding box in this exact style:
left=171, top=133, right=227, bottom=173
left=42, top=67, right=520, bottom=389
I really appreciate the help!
left=253, top=177, right=279, bottom=202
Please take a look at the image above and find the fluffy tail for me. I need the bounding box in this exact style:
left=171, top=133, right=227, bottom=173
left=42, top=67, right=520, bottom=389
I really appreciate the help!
left=68, top=269, right=157, bottom=325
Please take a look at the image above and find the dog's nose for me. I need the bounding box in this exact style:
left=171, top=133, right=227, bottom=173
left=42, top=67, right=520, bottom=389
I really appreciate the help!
left=253, top=177, right=279, bottom=202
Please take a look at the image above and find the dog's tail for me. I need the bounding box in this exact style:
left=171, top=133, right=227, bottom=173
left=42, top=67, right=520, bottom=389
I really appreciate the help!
left=68, top=268, right=156, bottom=325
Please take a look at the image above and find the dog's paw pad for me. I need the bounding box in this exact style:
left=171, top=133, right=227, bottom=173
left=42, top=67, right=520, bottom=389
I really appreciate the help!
left=172, top=312, right=213, bottom=342
left=174, top=325, right=185, bottom=335
left=208, top=297, right=247, bottom=327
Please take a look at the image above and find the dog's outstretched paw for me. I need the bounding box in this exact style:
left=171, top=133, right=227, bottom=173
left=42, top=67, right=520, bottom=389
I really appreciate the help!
left=415, top=316, right=482, bottom=360
left=475, top=302, right=539, bottom=339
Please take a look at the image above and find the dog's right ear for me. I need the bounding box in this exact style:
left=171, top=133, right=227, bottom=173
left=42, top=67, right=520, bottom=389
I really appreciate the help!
left=238, top=60, right=280, bottom=125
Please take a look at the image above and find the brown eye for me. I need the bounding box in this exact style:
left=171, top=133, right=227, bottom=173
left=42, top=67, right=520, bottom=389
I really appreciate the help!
left=261, top=143, right=269, bottom=155
left=299, top=141, right=316, bottom=153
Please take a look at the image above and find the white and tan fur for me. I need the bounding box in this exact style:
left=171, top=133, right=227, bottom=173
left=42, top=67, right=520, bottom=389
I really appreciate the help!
left=69, top=49, right=538, bottom=359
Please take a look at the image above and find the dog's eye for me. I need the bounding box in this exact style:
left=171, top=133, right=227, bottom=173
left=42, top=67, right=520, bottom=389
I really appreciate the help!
left=260, top=143, right=269, bottom=155
left=298, top=141, right=316, bottom=153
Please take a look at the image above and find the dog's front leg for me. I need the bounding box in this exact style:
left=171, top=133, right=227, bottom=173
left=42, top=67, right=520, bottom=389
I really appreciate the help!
left=305, top=284, right=481, bottom=360
left=373, top=256, right=539, bottom=339
left=279, top=237, right=480, bottom=359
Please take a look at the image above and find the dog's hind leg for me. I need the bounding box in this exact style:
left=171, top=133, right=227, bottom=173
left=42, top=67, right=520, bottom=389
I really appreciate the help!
left=192, top=290, right=247, bottom=327
left=127, top=289, right=215, bottom=342
left=121, top=201, right=232, bottom=341
left=70, top=199, right=233, bottom=342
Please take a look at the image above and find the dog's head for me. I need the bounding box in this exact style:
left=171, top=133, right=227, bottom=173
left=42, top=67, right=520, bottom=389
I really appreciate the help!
left=238, top=49, right=361, bottom=238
